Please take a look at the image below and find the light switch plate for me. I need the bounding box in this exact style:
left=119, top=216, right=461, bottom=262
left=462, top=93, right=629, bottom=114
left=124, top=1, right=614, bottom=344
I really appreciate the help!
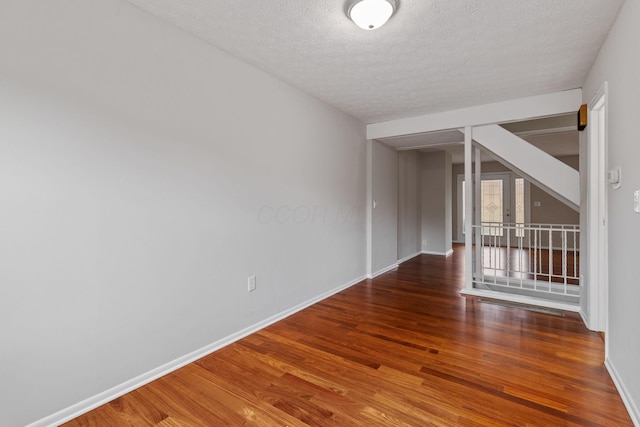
left=634, top=190, right=640, bottom=213
left=608, top=167, right=622, bottom=189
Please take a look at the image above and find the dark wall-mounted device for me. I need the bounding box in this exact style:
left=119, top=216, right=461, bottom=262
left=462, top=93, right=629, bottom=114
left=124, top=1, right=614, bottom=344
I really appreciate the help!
left=577, top=104, right=588, bottom=131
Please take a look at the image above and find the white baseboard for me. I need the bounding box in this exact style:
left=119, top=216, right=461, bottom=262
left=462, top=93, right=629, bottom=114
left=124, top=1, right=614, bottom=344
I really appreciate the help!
left=367, top=263, right=399, bottom=279
left=27, top=274, right=367, bottom=427
left=421, top=248, right=454, bottom=257
left=397, top=252, right=421, bottom=264
left=605, top=358, right=640, bottom=426
left=579, top=310, right=592, bottom=331
left=459, top=287, right=581, bottom=312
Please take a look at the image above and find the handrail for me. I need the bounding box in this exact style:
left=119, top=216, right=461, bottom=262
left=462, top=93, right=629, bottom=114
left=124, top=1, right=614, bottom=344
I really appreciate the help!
left=478, top=222, right=579, bottom=230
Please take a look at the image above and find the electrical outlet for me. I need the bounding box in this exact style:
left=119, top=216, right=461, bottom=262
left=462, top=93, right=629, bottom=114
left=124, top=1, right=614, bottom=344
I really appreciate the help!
left=422, top=240, right=426, bottom=246
left=248, top=275, right=256, bottom=292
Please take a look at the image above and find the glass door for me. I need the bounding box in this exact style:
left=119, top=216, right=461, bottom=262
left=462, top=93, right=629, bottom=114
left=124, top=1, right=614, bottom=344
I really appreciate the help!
left=459, top=172, right=526, bottom=243
left=479, top=173, right=511, bottom=236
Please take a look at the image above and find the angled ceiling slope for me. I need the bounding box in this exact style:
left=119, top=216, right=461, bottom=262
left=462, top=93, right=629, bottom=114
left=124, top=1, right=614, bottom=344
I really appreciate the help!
left=126, top=0, right=623, bottom=124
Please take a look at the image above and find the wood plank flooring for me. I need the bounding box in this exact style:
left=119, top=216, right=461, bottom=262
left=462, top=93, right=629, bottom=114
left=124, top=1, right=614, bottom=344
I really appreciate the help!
left=64, top=246, right=632, bottom=426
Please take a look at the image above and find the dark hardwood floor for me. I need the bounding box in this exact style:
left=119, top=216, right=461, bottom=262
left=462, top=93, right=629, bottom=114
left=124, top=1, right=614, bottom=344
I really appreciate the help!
left=65, top=246, right=632, bottom=426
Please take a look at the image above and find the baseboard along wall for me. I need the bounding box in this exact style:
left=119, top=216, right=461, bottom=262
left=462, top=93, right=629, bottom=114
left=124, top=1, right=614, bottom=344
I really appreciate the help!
left=27, top=274, right=367, bottom=427
left=605, top=358, right=640, bottom=427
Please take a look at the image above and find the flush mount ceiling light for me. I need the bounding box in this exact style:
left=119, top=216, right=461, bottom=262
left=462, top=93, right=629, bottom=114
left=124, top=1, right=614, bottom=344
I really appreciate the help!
left=348, top=0, right=397, bottom=30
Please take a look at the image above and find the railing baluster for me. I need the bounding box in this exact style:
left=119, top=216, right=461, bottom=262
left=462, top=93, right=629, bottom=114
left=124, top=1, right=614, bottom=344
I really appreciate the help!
left=506, top=224, right=510, bottom=288
left=563, top=228, right=568, bottom=294
left=491, top=229, right=502, bottom=283
left=481, top=226, right=485, bottom=283
left=471, top=222, right=579, bottom=301
left=573, top=226, right=581, bottom=285
left=548, top=229, right=553, bottom=291
left=518, top=227, right=523, bottom=288
left=534, top=227, right=538, bottom=290
left=538, top=227, right=542, bottom=279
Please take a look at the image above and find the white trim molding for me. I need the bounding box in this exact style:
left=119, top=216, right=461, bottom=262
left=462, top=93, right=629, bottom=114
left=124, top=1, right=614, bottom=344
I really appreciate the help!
left=397, top=252, right=421, bottom=264
left=368, top=263, right=399, bottom=279
left=421, top=249, right=453, bottom=257
left=579, top=310, right=590, bottom=329
left=26, top=274, right=367, bottom=427
left=605, top=359, right=640, bottom=426
left=585, top=81, right=609, bottom=335
left=460, top=288, right=581, bottom=313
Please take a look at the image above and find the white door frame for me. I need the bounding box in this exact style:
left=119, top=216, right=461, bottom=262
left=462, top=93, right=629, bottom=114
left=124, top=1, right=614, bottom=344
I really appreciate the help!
left=586, top=82, right=609, bottom=338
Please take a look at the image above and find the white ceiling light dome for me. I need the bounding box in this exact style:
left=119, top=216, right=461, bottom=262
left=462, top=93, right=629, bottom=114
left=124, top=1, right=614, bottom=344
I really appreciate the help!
left=348, top=0, right=397, bottom=31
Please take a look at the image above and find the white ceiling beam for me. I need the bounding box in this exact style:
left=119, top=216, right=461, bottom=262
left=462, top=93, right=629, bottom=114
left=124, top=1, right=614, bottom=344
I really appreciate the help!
left=366, top=89, right=582, bottom=140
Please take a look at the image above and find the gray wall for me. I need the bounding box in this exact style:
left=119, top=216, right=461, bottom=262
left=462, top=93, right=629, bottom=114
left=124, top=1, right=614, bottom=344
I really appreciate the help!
left=0, top=2, right=366, bottom=425
left=451, top=155, right=580, bottom=241
left=530, top=155, right=580, bottom=225
left=397, top=151, right=420, bottom=260
left=371, top=141, right=398, bottom=274
left=583, top=0, right=640, bottom=421
left=420, top=151, right=453, bottom=254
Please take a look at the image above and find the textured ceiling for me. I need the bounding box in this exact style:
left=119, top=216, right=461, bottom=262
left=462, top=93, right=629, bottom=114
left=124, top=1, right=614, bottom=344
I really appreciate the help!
left=126, top=0, right=623, bottom=124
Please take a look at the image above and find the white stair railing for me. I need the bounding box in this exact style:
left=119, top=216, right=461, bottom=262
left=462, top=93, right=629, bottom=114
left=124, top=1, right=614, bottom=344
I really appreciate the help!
left=472, top=223, right=580, bottom=298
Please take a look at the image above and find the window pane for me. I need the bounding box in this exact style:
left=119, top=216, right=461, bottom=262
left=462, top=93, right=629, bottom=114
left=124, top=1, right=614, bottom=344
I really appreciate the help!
left=515, top=178, right=525, bottom=237
left=481, top=179, right=503, bottom=236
